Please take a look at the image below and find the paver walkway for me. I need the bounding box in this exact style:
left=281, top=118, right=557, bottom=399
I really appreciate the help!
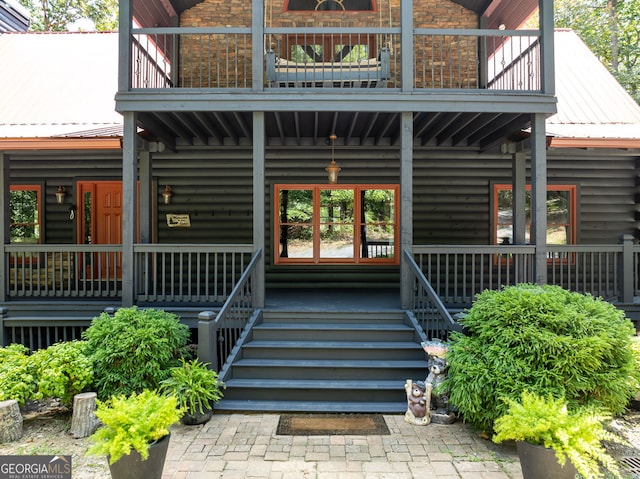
left=162, top=413, right=524, bottom=479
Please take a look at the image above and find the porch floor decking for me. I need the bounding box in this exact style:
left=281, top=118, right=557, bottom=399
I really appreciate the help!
left=265, top=288, right=401, bottom=312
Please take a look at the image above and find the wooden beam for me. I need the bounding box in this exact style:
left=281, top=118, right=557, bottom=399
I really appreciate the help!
left=193, top=112, right=222, bottom=143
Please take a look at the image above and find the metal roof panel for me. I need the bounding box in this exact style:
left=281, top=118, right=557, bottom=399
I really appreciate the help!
left=549, top=29, right=640, bottom=139
left=0, top=32, right=122, bottom=138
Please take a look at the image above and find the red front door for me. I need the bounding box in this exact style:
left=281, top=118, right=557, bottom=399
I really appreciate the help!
left=77, top=181, right=123, bottom=279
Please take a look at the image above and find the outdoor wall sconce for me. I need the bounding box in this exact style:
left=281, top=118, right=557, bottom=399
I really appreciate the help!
left=55, top=186, right=66, bottom=204
left=162, top=185, right=173, bottom=204
left=325, top=134, right=341, bottom=184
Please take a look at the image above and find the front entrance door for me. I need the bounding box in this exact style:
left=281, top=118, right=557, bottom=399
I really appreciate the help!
left=77, top=181, right=123, bottom=279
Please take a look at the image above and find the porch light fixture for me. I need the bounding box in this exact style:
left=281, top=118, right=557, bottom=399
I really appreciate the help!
left=325, top=134, right=341, bottom=184
left=55, top=186, right=66, bottom=204
left=162, top=185, right=173, bottom=204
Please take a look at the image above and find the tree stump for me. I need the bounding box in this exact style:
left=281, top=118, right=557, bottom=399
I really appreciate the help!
left=70, top=392, right=100, bottom=438
left=0, top=399, right=23, bottom=442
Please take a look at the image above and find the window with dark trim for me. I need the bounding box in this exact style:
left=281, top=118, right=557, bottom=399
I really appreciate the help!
left=493, top=184, right=576, bottom=245
left=275, top=184, right=398, bottom=264
left=10, top=185, right=42, bottom=245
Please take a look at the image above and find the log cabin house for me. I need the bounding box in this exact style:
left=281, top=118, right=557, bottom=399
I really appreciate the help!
left=1, top=0, right=640, bottom=411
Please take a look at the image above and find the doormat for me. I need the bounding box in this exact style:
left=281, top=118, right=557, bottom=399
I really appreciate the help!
left=276, top=414, right=390, bottom=436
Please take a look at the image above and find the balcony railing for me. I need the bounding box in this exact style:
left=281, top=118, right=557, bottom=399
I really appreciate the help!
left=129, top=27, right=542, bottom=92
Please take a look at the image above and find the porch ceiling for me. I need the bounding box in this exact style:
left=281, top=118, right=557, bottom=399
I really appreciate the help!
left=137, top=111, right=531, bottom=151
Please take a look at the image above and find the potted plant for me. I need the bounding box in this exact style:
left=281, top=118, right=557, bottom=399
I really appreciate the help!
left=160, top=358, right=224, bottom=425
left=87, top=389, right=184, bottom=479
left=493, top=391, right=622, bottom=479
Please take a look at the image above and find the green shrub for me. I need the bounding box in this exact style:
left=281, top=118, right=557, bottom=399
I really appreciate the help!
left=493, top=391, right=621, bottom=479
left=445, top=284, right=640, bottom=432
left=82, top=307, right=190, bottom=399
left=0, top=344, right=36, bottom=406
left=88, top=389, right=183, bottom=464
left=31, top=341, right=94, bottom=405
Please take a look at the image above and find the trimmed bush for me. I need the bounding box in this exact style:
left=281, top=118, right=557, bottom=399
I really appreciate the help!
left=445, top=284, right=640, bottom=432
left=83, top=307, right=190, bottom=399
left=31, top=340, right=94, bottom=405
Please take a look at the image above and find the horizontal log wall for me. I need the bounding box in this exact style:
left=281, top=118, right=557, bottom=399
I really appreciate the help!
left=8, top=146, right=639, bottom=288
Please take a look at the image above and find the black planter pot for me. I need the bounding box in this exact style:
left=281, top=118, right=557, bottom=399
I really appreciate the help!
left=516, top=441, right=578, bottom=479
left=108, top=432, right=171, bottom=479
left=180, top=408, right=213, bottom=426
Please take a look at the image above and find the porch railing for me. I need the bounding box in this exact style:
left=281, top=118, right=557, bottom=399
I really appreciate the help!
left=412, top=237, right=640, bottom=308
left=403, top=249, right=461, bottom=341
left=4, top=245, right=122, bottom=298
left=134, top=244, right=254, bottom=304
left=3, top=244, right=254, bottom=304
left=197, top=249, right=262, bottom=371
left=129, top=27, right=542, bottom=92
left=412, top=245, right=536, bottom=306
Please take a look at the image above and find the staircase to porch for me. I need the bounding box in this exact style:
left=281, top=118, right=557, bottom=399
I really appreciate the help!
left=215, top=307, right=429, bottom=413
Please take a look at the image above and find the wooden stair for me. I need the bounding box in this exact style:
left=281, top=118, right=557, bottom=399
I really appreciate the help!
left=215, top=310, right=429, bottom=413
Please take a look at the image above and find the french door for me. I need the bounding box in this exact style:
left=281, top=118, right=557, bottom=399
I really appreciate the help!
left=274, top=184, right=399, bottom=265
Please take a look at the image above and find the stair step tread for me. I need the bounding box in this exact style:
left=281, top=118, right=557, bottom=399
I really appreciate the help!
left=224, top=378, right=407, bottom=389
left=244, top=340, right=421, bottom=349
left=234, top=358, right=428, bottom=368
left=254, top=323, right=412, bottom=330
left=215, top=399, right=406, bottom=414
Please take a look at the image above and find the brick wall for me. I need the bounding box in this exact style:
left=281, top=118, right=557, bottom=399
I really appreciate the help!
left=178, top=0, right=478, bottom=88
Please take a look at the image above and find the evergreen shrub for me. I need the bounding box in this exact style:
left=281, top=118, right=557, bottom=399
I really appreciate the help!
left=83, top=307, right=190, bottom=399
left=445, top=284, right=640, bottom=432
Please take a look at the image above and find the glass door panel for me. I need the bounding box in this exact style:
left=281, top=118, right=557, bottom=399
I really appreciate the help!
left=319, top=189, right=354, bottom=259
left=279, top=189, right=313, bottom=259
left=359, top=189, right=395, bottom=260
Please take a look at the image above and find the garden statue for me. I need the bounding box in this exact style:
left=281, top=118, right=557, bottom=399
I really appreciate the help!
left=422, top=341, right=456, bottom=424
left=404, top=379, right=432, bottom=425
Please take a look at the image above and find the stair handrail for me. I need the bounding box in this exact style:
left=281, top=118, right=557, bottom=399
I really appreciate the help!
left=403, top=249, right=462, bottom=339
left=198, top=248, right=262, bottom=371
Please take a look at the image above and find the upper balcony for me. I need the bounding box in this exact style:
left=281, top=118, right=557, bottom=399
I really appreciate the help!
left=120, top=0, right=555, bottom=100
left=128, top=27, right=544, bottom=92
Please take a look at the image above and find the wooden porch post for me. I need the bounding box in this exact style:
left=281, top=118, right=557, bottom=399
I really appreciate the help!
left=252, top=0, right=264, bottom=91
left=620, top=234, right=634, bottom=304
left=400, top=112, right=413, bottom=309
left=512, top=149, right=527, bottom=283
left=118, top=0, right=132, bottom=93
left=139, top=150, right=152, bottom=244
left=122, top=112, right=138, bottom=306
left=539, top=0, right=555, bottom=95
left=531, top=113, right=547, bottom=284
left=253, top=112, right=265, bottom=308
left=400, top=0, right=413, bottom=91
left=0, top=153, right=8, bottom=303
left=512, top=151, right=526, bottom=245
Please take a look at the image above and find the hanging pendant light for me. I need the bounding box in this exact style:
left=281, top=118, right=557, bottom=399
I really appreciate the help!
left=325, top=134, right=341, bottom=184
